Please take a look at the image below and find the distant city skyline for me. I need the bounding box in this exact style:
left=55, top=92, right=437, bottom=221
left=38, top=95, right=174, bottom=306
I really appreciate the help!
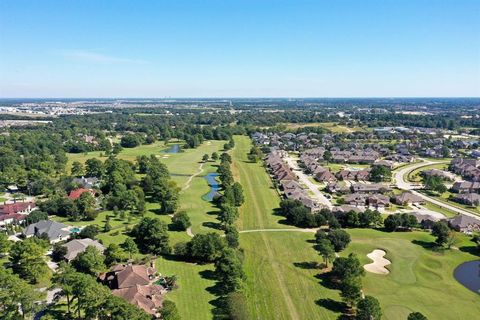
left=1, top=0, right=479, bottom=98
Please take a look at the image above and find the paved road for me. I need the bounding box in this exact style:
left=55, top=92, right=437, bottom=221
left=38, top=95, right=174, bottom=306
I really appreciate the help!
left=284, top=155, right=333, bottom=208
left=394, top=159, right=480, bottom=220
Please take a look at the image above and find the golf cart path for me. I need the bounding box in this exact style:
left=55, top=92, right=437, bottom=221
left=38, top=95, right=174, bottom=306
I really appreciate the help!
left=182, top=162, right=205, bottom=191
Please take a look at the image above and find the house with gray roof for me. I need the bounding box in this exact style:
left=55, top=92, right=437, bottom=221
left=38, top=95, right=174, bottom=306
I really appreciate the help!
left=63, top=238, right=105, bottom=261
left=23, top=220, right=71, bottom=243
left=449, top=214, right=480, bottom=234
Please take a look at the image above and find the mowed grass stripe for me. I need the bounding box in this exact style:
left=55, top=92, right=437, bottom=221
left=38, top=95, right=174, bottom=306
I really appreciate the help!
left=233, top=136, right=341, bottom=319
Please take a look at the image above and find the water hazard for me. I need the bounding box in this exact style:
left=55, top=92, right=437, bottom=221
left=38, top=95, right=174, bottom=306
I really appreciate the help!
left=161, top=144, right=181, bottom=153
left=202, top=173, right=220, bottom=201
left=454, top=260, right=480, bottom=294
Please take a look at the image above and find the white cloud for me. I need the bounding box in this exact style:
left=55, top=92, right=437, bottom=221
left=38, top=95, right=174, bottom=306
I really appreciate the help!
left=60, top=50, right=148, bottom=64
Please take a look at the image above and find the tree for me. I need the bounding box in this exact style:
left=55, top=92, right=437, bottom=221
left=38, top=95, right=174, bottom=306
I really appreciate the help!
left=9, top=237, right=51, bottom=284
left=160, top=300, right=181, bottom=320
left=202, top=154, right=209, bottom=162
left=188, top=233, right=225, bottom=262
left=0, top=232, right=11, bottom=256
left=219, top=204, right=239, bottom=227
left=215, top=248, right=245, bottom=292
left=423, top=175, right=447, bottom=193
left=75, top=191, right=96, bottom=220
left=357, top=295, right=382, bottom=320
left=104, top=219, right=112, bottom=232
left=131, top=217, right=171, bottom=254
left=211, top=152, right=219, bottom=161
left=369, top=165, right=392, bottom=182
left=0, top=268, right=45, bottom=319
left=121, top=237, right=139, bottom=260
left=384, top=214, right=402, bottom=232
left=332, top=253, right=365, bottom=280
left=99, top=295, right=152, bottom=320
left=220, top=152, right=232, bottom=163
left=85, top=158, right=104, bottom=178
left=25, top=210, right=48, bottom=225
left=408, top=312, right=429, bottom=320
left=323, top=150, right=332, bottom=163
left=232, top=182, right=245, bottom=207
left=52, top=242, right=68, bottom=261
left=171, top=211, right=191, bottom=231
left=328, top=229, right=351, bottom=252
left=225, top=225, right=240, bottom=249
left=120, top=134, right=142, bottom=148
left=104, top=243, right=127, bottom=266
left=71, top=161, right=85, bottom=177
left=79, top=224, right=100, bottom=239
left=340, top=276, right=362, bottom=307
left=317, top=239, right=335, bottom=268
left=432, top=221, right=450, bottom=246
left=72, top=245, right=105, bottom=276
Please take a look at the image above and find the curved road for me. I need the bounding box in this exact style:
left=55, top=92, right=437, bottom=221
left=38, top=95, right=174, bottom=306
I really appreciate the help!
left=394, top=159, right=480, bottom=220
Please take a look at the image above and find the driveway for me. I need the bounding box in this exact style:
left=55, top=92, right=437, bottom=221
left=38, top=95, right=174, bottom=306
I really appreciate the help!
left=284, top=155, right=333, bottom=208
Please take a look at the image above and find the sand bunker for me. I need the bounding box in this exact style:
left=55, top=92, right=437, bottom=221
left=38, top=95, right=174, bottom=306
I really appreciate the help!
left=162, top=155, right=170, bottom=158
left=364, top=249, right=391, bottom=275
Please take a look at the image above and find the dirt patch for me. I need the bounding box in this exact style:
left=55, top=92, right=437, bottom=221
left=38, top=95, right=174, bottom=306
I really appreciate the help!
left=364, top=249, right=391, bottom=275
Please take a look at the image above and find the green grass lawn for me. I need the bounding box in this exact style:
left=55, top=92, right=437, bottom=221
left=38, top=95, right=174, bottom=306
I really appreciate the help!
left=233, top=136, right=339, bottom=320
left=407, top=163, right=448, bottom=182
left=420, top=191, right=480, bottom=217
left=155, top=256, right=217, bottom=320
left=344, top=229, right=480, bottom=320
left=421, top=201, right=458, bottom=218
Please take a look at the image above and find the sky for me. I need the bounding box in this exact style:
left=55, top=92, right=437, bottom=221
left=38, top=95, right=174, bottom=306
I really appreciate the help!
left=0, top=0, right=479, bottom=98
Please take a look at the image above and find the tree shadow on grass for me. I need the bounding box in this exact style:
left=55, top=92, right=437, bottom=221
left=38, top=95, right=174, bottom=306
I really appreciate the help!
left=205, top=210, right=220, bottom=216
left=293, top=261, right=319, bottom=270
left=315, top=298, right=347, bottom=313
left=411, top=239, right=444, bottom=252
left=202, top=221, right=223, bottom=230
left=315, top=272, right=340, bottom=290
left=459, top=245, right=480, bottom=256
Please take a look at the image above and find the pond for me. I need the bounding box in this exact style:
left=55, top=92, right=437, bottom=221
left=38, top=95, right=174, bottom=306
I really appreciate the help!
left=161, top=144, right=181, bottom=154
left=202, top=173, right=220, bottom=201
left=454, top=260, right=480, bottom=294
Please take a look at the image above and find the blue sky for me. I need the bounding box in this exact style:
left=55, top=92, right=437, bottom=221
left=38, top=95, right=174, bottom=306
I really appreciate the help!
left=0, top=0, right=479, bottom=98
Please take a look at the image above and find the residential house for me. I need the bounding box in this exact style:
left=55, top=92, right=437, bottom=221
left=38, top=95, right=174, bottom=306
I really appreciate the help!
left=0, top=201, right=36, bottom=227
left=394, top=192, right=425, bottom=205
left=99, top=263, right=165, bottom=317
left=63, top=238, right=105, bottom=261
left=68, top=188, right=96, bottom=200
left=314, top=169, right=337, bottom=183
left=351, top=183, right=391, bottom=194
left=451, top=181, right=480, bottom=194
left=449, top=214, right=480, bottom=234
left=23, top=220, right=71, bottom=243
left=72, top=177, right=99, bottom=189
left=452, top=193, right=480, bottom=207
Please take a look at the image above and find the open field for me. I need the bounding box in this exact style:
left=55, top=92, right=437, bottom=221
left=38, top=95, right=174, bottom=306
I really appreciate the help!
left=344, top=229, right=480, bottom=320
left=231, top=136, right=293, bottom=231
left=232, top=136, right=340, bottom=319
